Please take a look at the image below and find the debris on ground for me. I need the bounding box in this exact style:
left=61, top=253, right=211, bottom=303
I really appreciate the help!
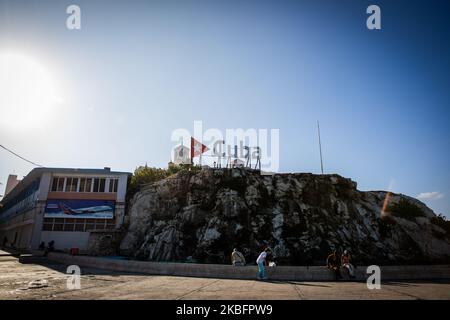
left=18, top=279, right=49, bottom=290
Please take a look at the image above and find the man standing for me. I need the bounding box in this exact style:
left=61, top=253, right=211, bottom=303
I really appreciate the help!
left=231, top=248, right=246, bottom=266
left=256, top=248, right=271, bottom=280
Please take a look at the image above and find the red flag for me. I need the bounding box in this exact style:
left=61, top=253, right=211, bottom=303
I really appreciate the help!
left=190, top=137, right=209, bottom=160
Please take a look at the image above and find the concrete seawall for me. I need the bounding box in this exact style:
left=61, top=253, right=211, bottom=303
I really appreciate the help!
left=44, top=252, right=450, bottom=281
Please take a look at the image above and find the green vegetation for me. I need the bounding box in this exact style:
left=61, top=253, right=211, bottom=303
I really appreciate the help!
left=126, top=163, right=199, bottom=202
left=387, top=198, right=426, bottom=221
left=431, top=214, right=450, bottom=237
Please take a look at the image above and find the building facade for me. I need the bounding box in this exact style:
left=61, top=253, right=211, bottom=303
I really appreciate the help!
left=0, top=167, right=131, bottom=252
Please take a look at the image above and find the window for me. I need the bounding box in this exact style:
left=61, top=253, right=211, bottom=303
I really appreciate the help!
left=51, top=178, right=57, bottom=191
left=106, top=220, right=116, bottom=230
left=63, top=223, right=75, bottom=232
left=51, top=177, right=65, bottom=192
left=95, top=219, right=107, bottom=230
left=43, top=218, right=54, bottom=231
left=109, top=178, right=118, bottom=193
left=53, top=223, right=63, bottom=231
left=75, top=219, right=86, bottom=231
left=86, top=222, right=95, bottom=231
left=99, top=178, right=105, bottom=192
left=65, top=178, right=78, bottom=192
left=51, top=176, right=113, bottom=192
left=79, top=178, right=92, bottom=192
left=42, top=218, right=114, bottom=232
left=93, top=178, right=106, bottom=192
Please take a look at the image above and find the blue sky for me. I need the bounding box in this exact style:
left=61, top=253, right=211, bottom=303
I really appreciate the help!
left=0, top=0, right=449, bottom=217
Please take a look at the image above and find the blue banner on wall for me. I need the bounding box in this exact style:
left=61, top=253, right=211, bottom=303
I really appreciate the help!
left=44, top=200, right=114, bottom=219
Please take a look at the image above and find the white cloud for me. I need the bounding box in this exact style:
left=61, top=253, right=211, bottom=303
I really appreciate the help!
left=417, top=191, right=444, bottom=200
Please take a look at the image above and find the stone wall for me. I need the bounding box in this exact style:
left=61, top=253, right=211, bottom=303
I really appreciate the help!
left=88, top=230, right=124, bottom=256
left=47, top=252, right=450, bottom=281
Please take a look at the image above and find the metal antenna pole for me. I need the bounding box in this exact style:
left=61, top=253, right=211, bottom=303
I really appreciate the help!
left=317, top=121, right=324, bottom=174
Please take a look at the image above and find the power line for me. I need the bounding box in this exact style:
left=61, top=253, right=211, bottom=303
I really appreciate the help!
left=0, top=144, right=43, bottom=167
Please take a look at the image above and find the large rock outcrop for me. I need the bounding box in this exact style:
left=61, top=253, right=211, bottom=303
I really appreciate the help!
left=120, top=168, right=450, bottom=265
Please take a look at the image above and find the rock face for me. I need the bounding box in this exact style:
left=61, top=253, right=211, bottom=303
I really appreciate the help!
left=119, top=168, right=450, bottom=265
left=88, top=230, right=124, bottom=256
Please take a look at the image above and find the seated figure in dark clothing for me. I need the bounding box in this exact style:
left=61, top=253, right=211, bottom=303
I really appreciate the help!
left=38, top=241, right=46, bottom=250
left=326, top=249, right=342, bottom=280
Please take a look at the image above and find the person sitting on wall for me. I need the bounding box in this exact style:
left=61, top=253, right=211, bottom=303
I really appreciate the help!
left=44, top=240, right=55, bottom=257
left=326, top=249, right=342, bottom=280
left=341, top=250, right=356, bottom=279
left=231, top=248, right=246, bottom=266
left=48, top=240, right=55, bottom=252
left=38, top=241, right=46, bottom=251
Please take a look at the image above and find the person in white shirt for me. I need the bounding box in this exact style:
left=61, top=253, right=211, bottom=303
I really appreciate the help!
left=341, top=250, right=355, bottom=278
left=256, top=248, right=271, bottom=280
left=231, top=248, right=246, bottom=266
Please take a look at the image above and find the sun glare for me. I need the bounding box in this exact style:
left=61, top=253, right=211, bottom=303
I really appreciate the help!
left=0, top=51, right=63, bottom=130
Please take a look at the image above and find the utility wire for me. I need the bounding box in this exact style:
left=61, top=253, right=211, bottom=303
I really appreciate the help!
left=0, top=144, right=43, bottom=167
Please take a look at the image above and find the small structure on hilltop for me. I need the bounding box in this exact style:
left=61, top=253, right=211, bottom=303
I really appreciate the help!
left=173, top=144, right=190, bottom=165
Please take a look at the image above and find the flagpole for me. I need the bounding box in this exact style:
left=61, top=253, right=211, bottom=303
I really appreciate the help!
left=317, top=121, right=324, bottom=174
left=190, top=137, right=194, bottom=166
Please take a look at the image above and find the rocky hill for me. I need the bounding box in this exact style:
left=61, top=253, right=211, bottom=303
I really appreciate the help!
left=119, top=168, right=450, bottom=265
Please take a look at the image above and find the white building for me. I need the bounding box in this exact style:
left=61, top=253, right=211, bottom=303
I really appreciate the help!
left=173, top=144, right=190, bottom=165
left=0, top=167, right=131, bottom=252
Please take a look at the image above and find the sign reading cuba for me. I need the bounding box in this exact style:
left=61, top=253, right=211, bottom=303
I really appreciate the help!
left=44, top=200, right=115, bottom=219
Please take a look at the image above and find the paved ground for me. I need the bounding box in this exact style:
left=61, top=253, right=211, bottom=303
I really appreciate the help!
left=1, top=252, right=449, bottom=300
